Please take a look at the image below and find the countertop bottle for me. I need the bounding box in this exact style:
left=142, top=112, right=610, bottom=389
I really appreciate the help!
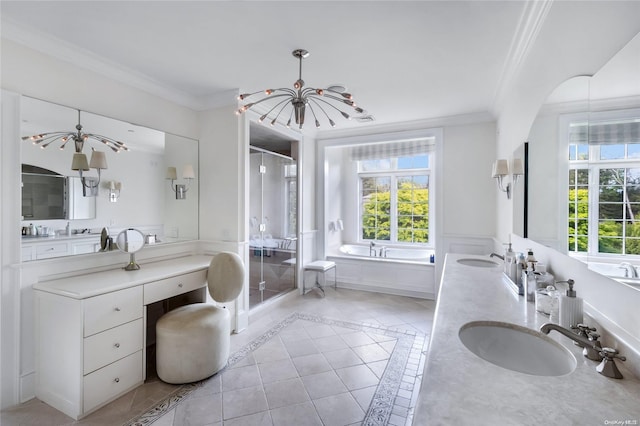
left=559, top=279, right=583, bottom=329
left=504, top=243, right=516, bottom=282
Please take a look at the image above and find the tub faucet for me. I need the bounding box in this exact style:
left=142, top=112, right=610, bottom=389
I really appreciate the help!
left=369, top=241, right=377, bottom=256
left=379, top=246, right=388, bottom=257
left=490, top=253, right=504, bottom=261
left=618, top=262, right=637, bottom=278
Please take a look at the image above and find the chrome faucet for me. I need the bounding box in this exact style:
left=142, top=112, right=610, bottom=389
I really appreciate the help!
left=490, top=253, right=504, bottom=261
left=369, top=241, right=377, bottom=257
left=540, top=323, right=593, bottom=348
left=618, top=262, right=637, bottom=278
left=379, top=246, right=388, bottom=257
left=540, top=323, right=626, bottom=379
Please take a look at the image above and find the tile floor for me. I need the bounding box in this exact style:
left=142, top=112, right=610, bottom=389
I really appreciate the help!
left=1, top=288, right=435, bottom=426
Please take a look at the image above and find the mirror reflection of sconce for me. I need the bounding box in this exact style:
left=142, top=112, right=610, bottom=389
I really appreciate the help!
left=166, top=164, right=195, bottom=200
left=72, top=148, right=108, bottom=196
left=108, top=181, right=122, bottom=203
left=492, top=158, right=524, bottom=200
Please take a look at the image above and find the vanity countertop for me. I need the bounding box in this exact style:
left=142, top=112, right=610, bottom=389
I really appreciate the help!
left=413, top=253, right=640, bottom=425
left=33, top=254, right=213, bottom=299
left=21, top=233, right=102, bottom=242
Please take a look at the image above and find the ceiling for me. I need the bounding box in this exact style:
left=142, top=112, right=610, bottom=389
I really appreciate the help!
left=1, top=1, right=532, bottom=136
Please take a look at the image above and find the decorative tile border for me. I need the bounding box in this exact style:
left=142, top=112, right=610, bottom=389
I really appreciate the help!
left=124, top=312, right=427, bottom=426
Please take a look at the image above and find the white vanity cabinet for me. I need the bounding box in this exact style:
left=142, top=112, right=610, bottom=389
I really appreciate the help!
left=33, top=255, right=212, bottom=419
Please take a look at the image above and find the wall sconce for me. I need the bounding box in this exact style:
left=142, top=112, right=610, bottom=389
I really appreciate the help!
left=108, top=181, right=122, bottom=202
left=166, top=164, right=195, bottom=200
left=328, top=219, right=344, bottom=232
left=492, top=158, right=524, bottom=199
left=71, top=148, right=108, bottom=195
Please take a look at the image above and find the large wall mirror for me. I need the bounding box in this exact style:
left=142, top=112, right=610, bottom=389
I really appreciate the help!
left=20, top=96, right=199, bottom=261
left=524, top=32, right=640, bottom=288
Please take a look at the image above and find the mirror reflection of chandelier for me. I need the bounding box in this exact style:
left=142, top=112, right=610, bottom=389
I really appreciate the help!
left=22, top=110, right=129, bottom=190
left=236, top=49, right=368, bottom=129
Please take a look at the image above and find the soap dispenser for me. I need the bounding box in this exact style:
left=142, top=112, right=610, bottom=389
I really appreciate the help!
left=504, top=243, right=516, bottom=282
left=559, top=279, right=583, bottom=329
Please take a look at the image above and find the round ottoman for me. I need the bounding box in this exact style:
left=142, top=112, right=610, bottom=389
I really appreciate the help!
left=156, top=303, right=230, bottom=384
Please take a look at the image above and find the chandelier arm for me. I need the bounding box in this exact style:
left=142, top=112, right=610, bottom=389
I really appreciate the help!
left=307, top=98, right=333, bottom=119
left=22, top=131, right=75, bottom=143
left=307, top=95, right=351, bottom=115
left=259, top=98, right=293, bottom=121
left=267, top=99, right=293, bottom=125
left=321, top=93, right=356, bottom=106
left=239, top=93, right=294, bottom=113
left=85, top=134, right=129, bottom=152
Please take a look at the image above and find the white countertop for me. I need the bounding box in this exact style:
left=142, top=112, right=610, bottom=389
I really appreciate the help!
left=21, top=233, right=102, bottom=243
left=413, top=253, right=640, bottom=425
left=33, top=254, right=213, bottom=299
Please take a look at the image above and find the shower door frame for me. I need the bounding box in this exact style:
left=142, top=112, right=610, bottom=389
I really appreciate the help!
left=249, top=145, right=299, bottom=306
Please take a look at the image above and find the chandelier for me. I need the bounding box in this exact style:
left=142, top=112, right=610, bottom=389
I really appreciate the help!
left=22, top=110, right=129, bottom=190
left=236, top=49, right=366, bottom=129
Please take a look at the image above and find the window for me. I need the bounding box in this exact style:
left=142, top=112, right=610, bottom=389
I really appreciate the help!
left=284, top=164, right=297, bottom=237
left=566, top=111, right=640, bottom=256
left=358, top=144, right=432, bottom=245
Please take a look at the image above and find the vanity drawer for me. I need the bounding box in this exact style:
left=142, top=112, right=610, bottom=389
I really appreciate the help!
left=83, top=350, right=143, bottom=414
left=84, top=286, right=143, bottom=337
left=83, top=318, right=143, bottom=375
left=35, top=242, right=69, bottom=259
left=143, top=270, right=207, bottom=305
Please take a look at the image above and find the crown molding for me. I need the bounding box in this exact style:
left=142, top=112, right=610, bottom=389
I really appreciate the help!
left=491, top=0, right=554, bottom=116
left=1, top=19, right=236, bottom=111
left=314, top=110, right=495, bottom=141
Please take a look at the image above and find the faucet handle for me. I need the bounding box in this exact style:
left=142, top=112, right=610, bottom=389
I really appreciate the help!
left=597, top=347, right=626, bottom=379
left=571, top=324, right=596, bottom=347
left=583, top=331, right=603, bottom=361
left=600, top=347, right=626, bottom=361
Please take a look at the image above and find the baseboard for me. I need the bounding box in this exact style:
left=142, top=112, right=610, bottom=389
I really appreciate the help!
left=336, top=281, right=435, bottom=300
left=20, top=371, right=35, bottom=403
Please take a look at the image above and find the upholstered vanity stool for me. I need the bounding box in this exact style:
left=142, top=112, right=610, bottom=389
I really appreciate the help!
left=155, top=252, right=244, bottom=384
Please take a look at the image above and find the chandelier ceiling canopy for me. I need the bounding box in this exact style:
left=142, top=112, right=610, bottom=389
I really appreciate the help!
left=236, top=49, right=369, bottom=129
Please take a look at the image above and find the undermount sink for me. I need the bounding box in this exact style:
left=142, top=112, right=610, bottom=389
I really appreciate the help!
left=458, top=321, right=576, bottom=376
left=456, top=258, right=499, bottom=268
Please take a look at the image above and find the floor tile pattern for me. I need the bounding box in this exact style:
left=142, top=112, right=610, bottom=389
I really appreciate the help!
left=1, top=288, right=435, bottom=426
left=125, top=312, right=426, bottom=426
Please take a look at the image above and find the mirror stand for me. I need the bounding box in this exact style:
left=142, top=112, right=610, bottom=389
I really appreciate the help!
left=124, top=253, right=141, bottom=271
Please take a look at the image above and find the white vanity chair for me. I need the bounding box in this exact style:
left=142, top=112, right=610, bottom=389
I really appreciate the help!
left=155, top=252, right=244, bottom=384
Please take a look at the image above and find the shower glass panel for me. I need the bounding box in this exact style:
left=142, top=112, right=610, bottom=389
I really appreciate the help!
left=249, top=147, right=297, bottom=307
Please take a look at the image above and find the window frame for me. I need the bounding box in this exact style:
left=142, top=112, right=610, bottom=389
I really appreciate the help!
left=356, top=155, right=432, bottom=246
left=564, top=108, right=640, bottom=259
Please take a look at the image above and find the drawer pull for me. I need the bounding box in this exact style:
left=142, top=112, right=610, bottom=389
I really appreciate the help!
left=114, top=307, right=121, bottom=312
left=178, top=283, right=183, bottom=288
left=114, top=378, right=120, bottom=383
left=114, top=343, right=120, bottom=348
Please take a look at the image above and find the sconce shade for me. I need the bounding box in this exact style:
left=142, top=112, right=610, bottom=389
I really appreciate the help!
left=182, top=164, right=195, bottom=179
left=512, top=158, right=524, bottom=176
left=166, top=167, right=178, bottom=180
left=89, top=150, right=108, bottom=170
left=492, top=159, right=509, bottom=177
left=109, top=181, right=116, bottom=190
left=71, top=153, right=90, bottom=171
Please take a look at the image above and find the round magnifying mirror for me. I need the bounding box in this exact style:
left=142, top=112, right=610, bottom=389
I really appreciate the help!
left=115, top=228, right=145, bottom=270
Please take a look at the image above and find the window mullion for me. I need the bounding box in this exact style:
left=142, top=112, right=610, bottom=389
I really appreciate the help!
left=390, top=175, right=398, bottom=242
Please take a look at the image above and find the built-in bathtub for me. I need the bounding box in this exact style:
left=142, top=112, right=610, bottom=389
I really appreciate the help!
left=327, top=243, right=436, bottom=299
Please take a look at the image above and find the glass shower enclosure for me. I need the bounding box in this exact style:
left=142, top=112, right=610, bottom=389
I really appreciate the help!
left=249, top=147, right=297, bottom=307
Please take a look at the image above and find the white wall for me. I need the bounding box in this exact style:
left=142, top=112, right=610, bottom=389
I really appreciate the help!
left=0, top=40, right=241, bottom=409
left=495, top=3, right=640, bottom=376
